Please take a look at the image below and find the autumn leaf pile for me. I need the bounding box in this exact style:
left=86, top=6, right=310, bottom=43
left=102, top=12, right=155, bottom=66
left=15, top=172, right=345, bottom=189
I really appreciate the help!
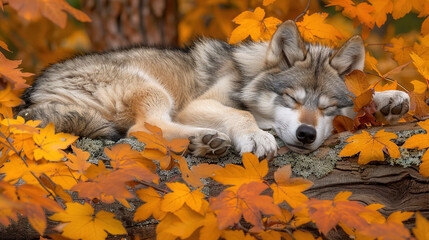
left=1, top=0, right=429, bottom=240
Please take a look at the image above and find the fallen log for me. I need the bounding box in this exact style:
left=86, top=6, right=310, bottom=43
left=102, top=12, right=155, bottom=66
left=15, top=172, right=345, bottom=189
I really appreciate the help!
left=1, top=122, right=428, bottom=239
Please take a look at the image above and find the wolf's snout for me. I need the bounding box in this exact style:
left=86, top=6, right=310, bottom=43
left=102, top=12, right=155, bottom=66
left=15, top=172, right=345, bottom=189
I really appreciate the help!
left=296, top=125, right=317, bottom=144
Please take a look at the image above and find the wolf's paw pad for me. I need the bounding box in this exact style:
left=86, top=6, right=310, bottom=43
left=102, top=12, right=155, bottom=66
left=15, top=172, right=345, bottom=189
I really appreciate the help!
left=187, top=131, right=231, bottom=158
left=234, top=130, right=277, bottom=159
left=374, top=90, right=410, bottom=123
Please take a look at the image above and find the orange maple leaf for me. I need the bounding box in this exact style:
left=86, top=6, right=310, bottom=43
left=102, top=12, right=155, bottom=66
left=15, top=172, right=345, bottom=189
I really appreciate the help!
left=422, top=17, right=429, bottom=35
left=212, top=152, right=268, bottom=191
left=210, top=181, right=281, bottom=231
left=131, top=123, right=189, bottom=170
left=33, top=123, right=78, bottom=161
left=402, top=119, right=429, bottom=177
left=49, top=202, right=126, bottom=240
left=0, top=84, right=23, bottom=116
left=229, top=7, right=281, bottom=44
left=411, top=52, right=429, bottom=80
left=14, top=183, right=62, bottom=235
left=156, top=205, right=220, bottom=240
left=392, top=0, right=412, bottom=19
left=325, top=0, right=375, bottom=36
left=365, top=51, right=383, bottom=77
left=339, top=129, right=400, bottom=164
left=296, top=12, right=344, bottom=46
left=0, top=53, right=32, bottom=90
left=408, top=91, right=429, bottom=119
left=178, top=159, right=222, bottom=188
left=0, top=40, right=8, bottom=52
left=413, top=212, right=429, bottom=240
left=222, top=230, right=255, bottom=240
left=411, top=80, right=427, bottom=94
left=134, top=187, right=166, bottom=222
left=72, top=159, right=158, bottom=202
left=332, top=115, right=355, bottom=133
left=8, top=0, right=91, bottom=28
left=344, top=70, right=378, bottom=127
left=0, top=116, right=40, bottom=161
left=385, top=37, right=413, bottom=65
left=294, top=191, right=371, bottom=235
left=367, top=0, right=392, bottom=27
left=160, top=182, right=205, bottom=213
left=105, top=143, right=157, bottom=174
left=64, top=146, right=91, bottom=174
left=345, top=70, right=371, bottom=98
left=38, top=173, right=72, bottom=202
left=270, top=165, right=313, bottom=208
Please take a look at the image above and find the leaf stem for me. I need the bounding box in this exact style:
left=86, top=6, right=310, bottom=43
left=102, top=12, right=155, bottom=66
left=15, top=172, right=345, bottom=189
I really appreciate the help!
left=295, top=0, right=311, bottom=22
left=364, top=71, right=410, bottom=93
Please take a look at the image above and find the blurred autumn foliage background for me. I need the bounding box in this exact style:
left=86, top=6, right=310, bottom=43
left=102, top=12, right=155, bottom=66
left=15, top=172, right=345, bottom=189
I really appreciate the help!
left=0, top=0, right=427, bottom=91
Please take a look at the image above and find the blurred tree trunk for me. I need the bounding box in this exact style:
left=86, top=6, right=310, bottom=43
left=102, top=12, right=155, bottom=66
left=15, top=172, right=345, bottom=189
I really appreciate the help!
left=82, top=0, right=178, bottom=50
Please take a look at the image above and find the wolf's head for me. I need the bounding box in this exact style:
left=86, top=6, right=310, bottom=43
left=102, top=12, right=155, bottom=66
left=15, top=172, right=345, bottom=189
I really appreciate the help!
left=237, top=20, right=364, bottom=153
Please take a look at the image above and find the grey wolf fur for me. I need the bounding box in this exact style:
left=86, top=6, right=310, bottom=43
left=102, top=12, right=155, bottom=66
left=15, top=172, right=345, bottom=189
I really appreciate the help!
left=17, top=20, right=410, bottom=158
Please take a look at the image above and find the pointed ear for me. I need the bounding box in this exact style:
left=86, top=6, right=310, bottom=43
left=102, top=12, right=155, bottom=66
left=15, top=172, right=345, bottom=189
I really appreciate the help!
left=330, top=35, right=365, bottom=77
left=265, top=20, right=306, bottom=68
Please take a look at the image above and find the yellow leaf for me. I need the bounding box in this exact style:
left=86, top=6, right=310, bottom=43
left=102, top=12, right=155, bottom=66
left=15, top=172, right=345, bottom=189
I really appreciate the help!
left=387, top=211, right=414, bottom=225
left=270, top=165, right=313, bottom=208
left=229, top=7, right=281, bottom=44
left=223, top=230, right=255, bottom=240
left=385, top=37, right=413, bottom=65
left=339, top=130, right=400, bottom=164
left=411, top=52, right=429, bottom=80
left=50, top=202, right=126, bottom=240
left=365, top=51, right=382, bottom=77
left=259, top=230, right=282, bottom=240
left=199, top=211, right=222, bottom=240
left=368, top=0, right=392, bottom=27
left=134, top=187, right=166, bottom=221
left=392, top=0, right=412, bottom=19
left=359, top=203, right=386, bottom=224
left=160, top=182, right=205, bottom=213
left=422, top=17, right=429, bottom=35
left=212, top=152, right=268, bottom=192
left=402, top=119, right=429, bottom=176
left=296, top=12, right=344, bottom=46
left=33, top=123, right=78, bottom=161
left=164, top=205, right=205, bottom=239
left=413, top=212, right=429, bottom=240
left=0, top=40, right=10, bottom=52
left=293, top=230, right=317, bottom=240
left=411, top=80, right=427, bottom=94
left=65, top=146, right=91, bottom=174
left=0, top=52, right=32, bottom=90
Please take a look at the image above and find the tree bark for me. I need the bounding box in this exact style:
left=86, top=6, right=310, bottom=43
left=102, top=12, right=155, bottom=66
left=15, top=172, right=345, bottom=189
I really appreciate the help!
left=82, top=0, right=178, bottom=51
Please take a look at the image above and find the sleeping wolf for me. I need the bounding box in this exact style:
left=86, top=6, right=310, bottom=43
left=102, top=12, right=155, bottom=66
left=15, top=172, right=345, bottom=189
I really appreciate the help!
left=17, top=20, right=410, bottom=158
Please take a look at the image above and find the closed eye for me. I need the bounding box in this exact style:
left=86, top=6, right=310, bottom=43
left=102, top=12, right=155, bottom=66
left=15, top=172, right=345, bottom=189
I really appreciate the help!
left=319, top=105, right=337, bottom=111
left=284, top=93, right=298, bottom=103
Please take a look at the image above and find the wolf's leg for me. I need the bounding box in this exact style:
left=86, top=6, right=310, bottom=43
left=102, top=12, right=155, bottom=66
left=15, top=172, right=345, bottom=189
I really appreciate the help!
left=18, top=103, right=123, bottom=140
left=126, top=85, right=231, bottom=157
left=175, top=99, right=278, bottom=158
left=373, top=90, right=410, bottom=123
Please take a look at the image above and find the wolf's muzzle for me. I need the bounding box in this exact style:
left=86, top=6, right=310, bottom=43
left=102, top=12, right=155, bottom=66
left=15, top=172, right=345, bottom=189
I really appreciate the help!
left=296, top=124, right=317, bottom=144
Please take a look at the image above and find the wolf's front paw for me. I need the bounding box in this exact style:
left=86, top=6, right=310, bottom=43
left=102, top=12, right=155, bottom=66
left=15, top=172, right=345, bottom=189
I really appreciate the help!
left=187, top=130, right=231, bottom=158
left=234, top=130, right=277, bottom=158
left=373, top=90, right=410, bottom=123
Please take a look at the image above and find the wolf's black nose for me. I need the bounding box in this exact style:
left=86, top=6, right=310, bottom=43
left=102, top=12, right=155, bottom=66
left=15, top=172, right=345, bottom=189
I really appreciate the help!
left=296, top=125, right=317, bottom=144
